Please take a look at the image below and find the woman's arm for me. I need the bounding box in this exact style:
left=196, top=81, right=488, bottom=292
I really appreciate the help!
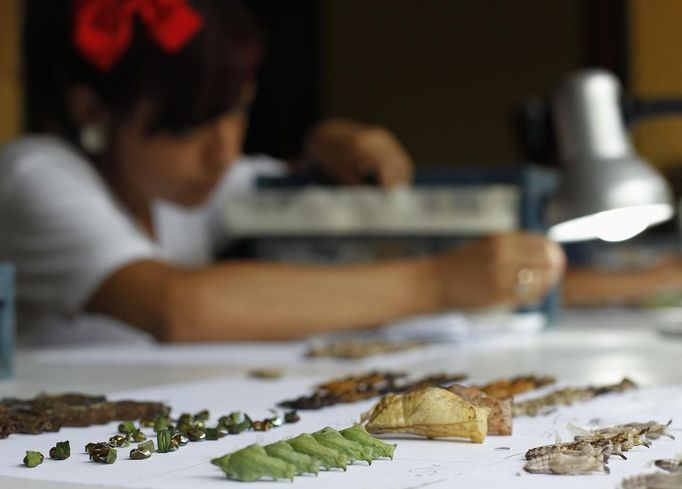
left=88, top=258, right=438, bottom=342
left=563, top=258, right=682, bottom=306
left=86, top=232, right=565, bottom=342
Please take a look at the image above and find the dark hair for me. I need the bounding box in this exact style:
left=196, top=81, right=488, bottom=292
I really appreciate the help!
left=23, top=0, right=264, bottom=142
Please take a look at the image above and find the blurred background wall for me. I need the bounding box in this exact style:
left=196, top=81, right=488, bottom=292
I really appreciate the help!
left=3, top=0, right=682, bottom=174
left=319, top=0, right=587, bottom=164
left=630, top=0, right=682, bottom=172
left=244, top=0, right=601, bottom=163
left=0, top=0, right=23, bottom=145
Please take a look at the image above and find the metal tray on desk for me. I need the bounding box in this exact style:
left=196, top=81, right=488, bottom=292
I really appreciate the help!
left=222, top=165, right=558, bottom=261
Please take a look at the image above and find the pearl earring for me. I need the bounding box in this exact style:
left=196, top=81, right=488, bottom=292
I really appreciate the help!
left=79, top=124, right=107, bottom=155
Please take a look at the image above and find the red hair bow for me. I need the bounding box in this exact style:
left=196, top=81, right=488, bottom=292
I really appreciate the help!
left=73, top=0, right=203, bottom=72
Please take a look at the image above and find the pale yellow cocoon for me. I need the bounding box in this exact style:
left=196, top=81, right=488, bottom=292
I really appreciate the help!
left=363, top=387, right=490, bottom=443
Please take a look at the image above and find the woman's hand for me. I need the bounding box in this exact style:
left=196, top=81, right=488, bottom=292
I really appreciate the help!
left=303, top=119, right=413, bottom=188
left=429, top=232, right=566, bottom=310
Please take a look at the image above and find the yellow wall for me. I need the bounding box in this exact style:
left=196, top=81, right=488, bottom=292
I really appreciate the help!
left=0, top=0, right=23, bottom=144
left=630, top=0, right=682, bottom=169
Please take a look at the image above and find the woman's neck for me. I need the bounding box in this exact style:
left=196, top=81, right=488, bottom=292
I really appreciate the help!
left=116, top=185, right=155, bottom=238
left=94, top=153, right=156, bottom=239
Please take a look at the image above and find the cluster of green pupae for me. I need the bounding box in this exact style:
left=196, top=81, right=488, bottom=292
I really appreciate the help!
left=23, top=410, right=270, bottom=467
left=211, top=424, right=396, bottom=482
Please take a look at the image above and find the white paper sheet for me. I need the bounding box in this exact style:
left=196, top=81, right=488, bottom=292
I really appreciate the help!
left=30, top=342, right=465, bottom=375
left=1, top=375, right=682, bottom=489
left=30, top=312, right=544, bottom=376
left=30, top=311, right=545, bottom=368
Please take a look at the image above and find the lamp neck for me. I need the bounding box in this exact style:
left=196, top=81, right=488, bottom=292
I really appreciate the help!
left=553, top=70, right=634, bottom=163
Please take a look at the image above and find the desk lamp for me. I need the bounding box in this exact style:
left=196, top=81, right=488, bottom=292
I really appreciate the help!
left=547, top=70, right=674, bottom=242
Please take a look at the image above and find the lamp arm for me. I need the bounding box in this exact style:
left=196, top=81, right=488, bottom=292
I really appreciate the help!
left=622, top=96, right=682, bottom=126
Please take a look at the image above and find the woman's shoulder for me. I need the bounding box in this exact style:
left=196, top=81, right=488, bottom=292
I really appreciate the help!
left=0, top=135, right=103, bottom=195
left=1, top=135, right=88, bottom=171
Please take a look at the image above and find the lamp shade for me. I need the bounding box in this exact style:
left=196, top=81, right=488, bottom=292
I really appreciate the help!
left=547, top=70, right=674, bottom=242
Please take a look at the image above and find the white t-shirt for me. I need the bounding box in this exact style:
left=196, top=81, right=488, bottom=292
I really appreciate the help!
left=0, top=136, right=285, bottom=345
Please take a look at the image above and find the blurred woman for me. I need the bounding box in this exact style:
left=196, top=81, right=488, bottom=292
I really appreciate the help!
left=0, top=0, right=564, bottom=343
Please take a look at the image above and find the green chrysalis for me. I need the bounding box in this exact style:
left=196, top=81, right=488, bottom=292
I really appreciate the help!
left=118, top=420, right=136, bottom=434
left=49, top=441, right=71, bottom=460
left=137, top=440, right=155, bottom=453
left=286, top=433, right=348, bottom=470
left=23, top=451, right=44, bottom=467
left=264, top=440, right=319, bottom=475
left=211, top=444, right=296, bottom=482
left=312, top=427, right=374, bottom=464
left=153, top=415, right=171, bottom=433
left=340, top=424, right=396, bottom=459
left=157, top=429, right=175, bottom=453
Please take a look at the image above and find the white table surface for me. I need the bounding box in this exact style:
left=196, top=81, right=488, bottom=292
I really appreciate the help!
left=2, top=307, right=682, bottom=488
